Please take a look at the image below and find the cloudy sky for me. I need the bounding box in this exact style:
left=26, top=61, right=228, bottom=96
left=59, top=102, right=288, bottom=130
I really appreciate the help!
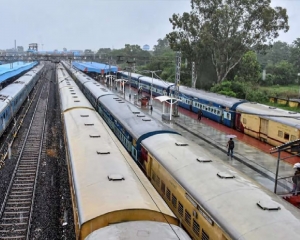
left=0, top=0, right=299, bottom=51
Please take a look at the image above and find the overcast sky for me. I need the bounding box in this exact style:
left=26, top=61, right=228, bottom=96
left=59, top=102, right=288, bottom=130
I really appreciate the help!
left=0, top=0, right=299, bottom=51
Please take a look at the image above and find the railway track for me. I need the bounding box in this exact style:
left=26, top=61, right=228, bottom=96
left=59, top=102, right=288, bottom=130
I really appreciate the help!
left=0, top=77, right=50, bottom=239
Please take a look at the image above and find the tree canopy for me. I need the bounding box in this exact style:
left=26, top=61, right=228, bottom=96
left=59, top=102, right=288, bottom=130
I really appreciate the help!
left=166, top=0, right=289, bottom=83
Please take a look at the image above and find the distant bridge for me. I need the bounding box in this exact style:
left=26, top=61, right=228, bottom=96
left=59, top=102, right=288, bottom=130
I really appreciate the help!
left=0, top=53, right=99, bottom=62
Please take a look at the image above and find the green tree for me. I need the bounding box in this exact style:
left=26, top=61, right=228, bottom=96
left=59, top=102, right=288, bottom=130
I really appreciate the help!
left=235, top=51, right=261, bottom=83
left=167, top=0, right=289, bottom=83
left=290, top=38, right=300, bottom=73
left=266, top=60, right=296, bottom=85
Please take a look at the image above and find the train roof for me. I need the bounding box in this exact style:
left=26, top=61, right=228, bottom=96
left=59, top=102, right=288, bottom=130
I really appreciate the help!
left=99, top=95, right=179, bottom=142
left=141, top=133, right=300, bottom=240
left=175, top=86, right=245, bottom=107
left=85, top=221, right=191, bottom=240
left=119, top=71, right=172, bottom=89
left=63, top=109, right=176, bottom=229
left=237, top=102, right=300, bottom=128
left=57, top=65, right=94, bottom=112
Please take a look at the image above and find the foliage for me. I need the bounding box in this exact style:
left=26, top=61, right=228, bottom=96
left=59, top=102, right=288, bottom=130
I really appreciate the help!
left=166, top=0, right=289, bottom=83
left=266, top=60, right=296, bottom=85
left=234, top=51, right=261, bottom=83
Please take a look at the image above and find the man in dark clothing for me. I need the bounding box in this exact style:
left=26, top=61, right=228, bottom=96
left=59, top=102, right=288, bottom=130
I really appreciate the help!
left=150, top=105, right=153, bottom=114
left=198, top=109, right=203, bottom=121
left=227, top=138, right=234, bottom=157
left=292, top=165, right=300, bottom=195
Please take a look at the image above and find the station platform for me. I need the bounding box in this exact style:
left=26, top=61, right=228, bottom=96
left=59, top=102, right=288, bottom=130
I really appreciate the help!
left=0, top=61, right=38, bottom=84
left=72, top=61, right=118, bottom=74
left=110, top=84, right=298, bottom=194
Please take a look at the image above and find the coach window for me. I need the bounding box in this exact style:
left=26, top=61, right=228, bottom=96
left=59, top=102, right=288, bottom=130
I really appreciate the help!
left=243, top=118, right=247, bottom=124
left=161, top=181, right=165, bottom=195
left=178, top=202, right=184, bottom=217
left=185, top=210, right=191, bottom=226
left=284, top=133, right=290, bottom=140
left=172, top=194, right=177, bottom=208
left=193, top=220, right=200, bottom=236
left=166, top=188, right=171, bottom=201
left=291, top=135, right=297, bottom=141
left=278, top=131, right=283, bottom=138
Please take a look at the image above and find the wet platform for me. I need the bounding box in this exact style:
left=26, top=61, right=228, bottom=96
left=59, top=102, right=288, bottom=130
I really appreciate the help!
left=110, top=85, right=298, bottom=194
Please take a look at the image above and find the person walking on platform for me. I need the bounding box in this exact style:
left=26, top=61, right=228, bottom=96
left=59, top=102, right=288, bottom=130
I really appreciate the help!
left=197, top=109, right=203, bottom=121
left=292, top=163, right=300, bottom=195
left=227, top=138, right=234, bottom=157
left=150, top=105, right=153, bottom=114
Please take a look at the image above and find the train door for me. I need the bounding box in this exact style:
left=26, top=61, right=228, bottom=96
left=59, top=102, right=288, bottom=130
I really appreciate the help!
left=235, top=112, right=243, bottom=131
left=140, top=146, right=150, bottom=177
left=259, top=118, right=269, bottom=142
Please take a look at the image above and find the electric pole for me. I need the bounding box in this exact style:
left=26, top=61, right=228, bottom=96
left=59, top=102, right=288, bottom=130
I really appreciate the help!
left=173, top=51, right=181, bottom=117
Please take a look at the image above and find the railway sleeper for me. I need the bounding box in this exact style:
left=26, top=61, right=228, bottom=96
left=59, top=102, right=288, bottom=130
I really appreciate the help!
left=0, top=228, right=26, bottom=233
left=0, top=234, right=27, bottom=239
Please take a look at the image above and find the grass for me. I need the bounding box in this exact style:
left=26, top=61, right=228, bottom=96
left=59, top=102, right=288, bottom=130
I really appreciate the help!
left=260, top=84, right=299, bottom=98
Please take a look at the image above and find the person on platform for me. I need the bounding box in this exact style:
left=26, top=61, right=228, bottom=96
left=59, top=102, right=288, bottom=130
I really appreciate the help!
left=227, top=138, right=234, bottom=157
left=292, top=163, right=300, bottom=195
left=197, top=109, right=203, bottom=121
left=150, top=105, right=153, bottom=114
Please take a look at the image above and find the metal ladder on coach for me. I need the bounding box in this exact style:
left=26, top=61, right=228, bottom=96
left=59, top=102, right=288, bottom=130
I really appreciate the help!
left=0, top=80, right=49, bottom=240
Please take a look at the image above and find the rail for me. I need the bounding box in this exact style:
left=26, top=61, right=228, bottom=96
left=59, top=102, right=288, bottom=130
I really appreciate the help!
left=0, top=74, right=50, bottom=239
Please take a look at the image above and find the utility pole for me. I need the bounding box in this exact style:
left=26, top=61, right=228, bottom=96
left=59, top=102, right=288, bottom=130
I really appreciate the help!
left=192, top=62, right=197, bottom=88
left=173, top=51, right=181, bottom=117
left=127, top=59, right=136, bottom=96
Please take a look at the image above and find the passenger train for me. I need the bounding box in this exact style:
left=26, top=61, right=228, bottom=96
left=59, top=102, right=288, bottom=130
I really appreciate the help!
left=63, top=61, right=300, bottom=240
left=56, top=63, right=191, bottom=240
left=0, top=63, right=44, bottom=137
left=118, top=71, right=300, bottom=148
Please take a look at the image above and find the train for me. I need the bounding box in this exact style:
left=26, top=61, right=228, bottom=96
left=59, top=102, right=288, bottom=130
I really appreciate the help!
left=56, top=63, right=191, bottom=240
left=0, top=63, right=44, bottom=137
left=63, top=61, right=300, bottom=240
left=117, top=71, right=300, bottom=147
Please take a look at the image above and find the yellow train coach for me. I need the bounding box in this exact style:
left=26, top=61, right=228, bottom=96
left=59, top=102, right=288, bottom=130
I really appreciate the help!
left=236, top=102, right=300, bottom=146
left=140, top=133, right=300, bottom=240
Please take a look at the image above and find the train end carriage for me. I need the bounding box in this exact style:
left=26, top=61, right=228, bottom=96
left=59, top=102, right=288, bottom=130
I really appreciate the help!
left=97, top=94, right=180, bottom=166
left=140, top=133, right=300, bottom=240
left=139, top=76, right=172, bottom=96
left=117, top=71, right=141, bottom=88
left=237, top=102, right=300, bottom=145
left=173, top=86, right=245, bottom=127
left=0, top=94, right=13, bottom=136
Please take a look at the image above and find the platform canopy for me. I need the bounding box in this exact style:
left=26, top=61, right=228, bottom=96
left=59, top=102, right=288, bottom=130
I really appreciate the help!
left=0, top=61, right=38, bottom=83
left=72, top=61, right=118, bottom=74
left=154, top=96, right=180, bottom=103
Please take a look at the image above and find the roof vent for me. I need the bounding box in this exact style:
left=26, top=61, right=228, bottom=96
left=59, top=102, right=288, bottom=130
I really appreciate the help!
left=137, top=115, right=145, bottom=117
left=132, top=111, right=140, bottom=114
left=69, top=87, right=73, bottom=89
left=269, top=107, right=276, bottom=109
left=142, top=119, right=151, bottom=121
left=257, top=200, right=281, bottom=211
left=97, top=151, right=110, bottom=155
left=113, top=97, right=119, bottom=99
left=108, top=174, right=125, bottom=181
left=84, top=123, right=94, bottom=126
left=217, top=172, right=235, bottom=179
left=250, top=102, right=257, bottom=104
left=14, top=81, right=25, bottom=84
left=89, top=135, right=100, bottom=138
left=197, top=158, right=212, bottom=163
left=71, top=93, right=76, bottom=95
left=73, top=96, right=78, bottom=98
left=80, top=115, right=89, bottom=117
left=289, top=111, right=297, bottom=114
left=119, top=101, right=125, bottom=103
left=74, top=100, right=80, bottom=102
left=0, top=95, right=9, bottom=101
left=175, top=142, right=188, bottom=146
